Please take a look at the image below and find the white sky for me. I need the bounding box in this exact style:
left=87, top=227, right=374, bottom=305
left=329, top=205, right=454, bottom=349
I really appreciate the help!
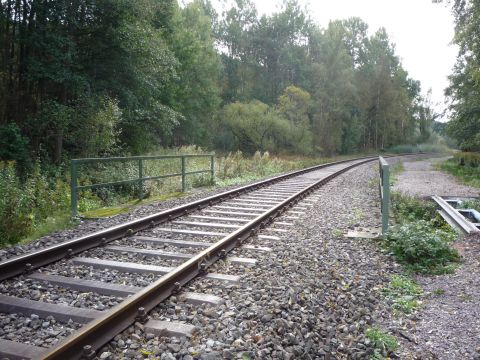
left=209, top=0, right=458, bottom=120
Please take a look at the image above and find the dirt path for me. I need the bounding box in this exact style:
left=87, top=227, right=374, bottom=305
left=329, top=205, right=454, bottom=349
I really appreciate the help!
left=393, top=156, right=480, bottom=360
left=393, top=156, right=480, bottom=198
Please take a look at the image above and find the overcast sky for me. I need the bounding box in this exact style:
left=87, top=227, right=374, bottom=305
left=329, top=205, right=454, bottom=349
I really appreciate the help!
left=209, top=0, right=458, bottom=120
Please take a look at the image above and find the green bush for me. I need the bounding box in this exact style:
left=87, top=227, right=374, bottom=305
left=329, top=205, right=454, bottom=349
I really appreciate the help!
left=0, top=162, right=70, bottom=246
left=0, top=163, right=34, bottom=244
left=386, top=220, right=459, bottom=274
left=390, top=193, right=437, bottom=222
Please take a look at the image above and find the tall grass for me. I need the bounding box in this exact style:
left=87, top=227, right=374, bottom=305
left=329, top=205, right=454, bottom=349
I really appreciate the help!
left=386, top=143, right=450, bottom=154
left=439, top=152, right=480, bottom=188
left=0, top=162, right=70, bottom=246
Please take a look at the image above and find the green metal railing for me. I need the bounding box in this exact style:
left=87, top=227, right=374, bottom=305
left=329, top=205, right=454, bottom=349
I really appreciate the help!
left=71, top=154, right=214, bottom=216
left=379, top=156, right=390, bottom=234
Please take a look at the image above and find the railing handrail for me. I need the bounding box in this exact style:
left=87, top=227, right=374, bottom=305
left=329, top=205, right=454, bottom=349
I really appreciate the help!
left=71, top=154, right=215, bottom=216
left=71, top=153, right=214, bottom=164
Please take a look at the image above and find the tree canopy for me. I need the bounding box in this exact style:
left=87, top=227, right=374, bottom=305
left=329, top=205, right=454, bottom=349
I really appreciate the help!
left=0, top=0, right=434, bottom=168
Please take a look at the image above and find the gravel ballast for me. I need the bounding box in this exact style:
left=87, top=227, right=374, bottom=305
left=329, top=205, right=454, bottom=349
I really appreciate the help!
left=98, top=161, right=423, bottom=359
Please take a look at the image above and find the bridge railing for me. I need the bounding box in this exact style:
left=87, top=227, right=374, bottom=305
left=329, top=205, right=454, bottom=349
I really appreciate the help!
left=71, top=154, right=214, bottom=216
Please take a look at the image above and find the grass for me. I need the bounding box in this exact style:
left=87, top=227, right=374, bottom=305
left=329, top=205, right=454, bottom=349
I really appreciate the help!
left=389, top=161, right=404, bottom=185
left=383, top=275, right=422, bottom=314
left=19, top=212, right=78, bottom=245
left=332, top=228, right=344, bottom=237
left=365, top=327, right=399, bottom=359
left=433, top=288, right=445, bottom=296
left=82, top=192, right=185, bottom=218
left=438, top=156, right=480, bottom=189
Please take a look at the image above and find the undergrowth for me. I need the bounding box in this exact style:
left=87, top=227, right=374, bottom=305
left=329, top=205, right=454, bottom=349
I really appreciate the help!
left=383, top=275, right=422, bottom=314
left=438, top=152, right=480, bottom=188
left=365, top=327, right=399, bottom=359
left=385, top=192, right=460, bottom=274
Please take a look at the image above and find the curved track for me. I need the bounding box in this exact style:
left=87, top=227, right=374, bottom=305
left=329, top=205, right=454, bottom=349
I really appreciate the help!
left=0, top=156, right=378, bottom=360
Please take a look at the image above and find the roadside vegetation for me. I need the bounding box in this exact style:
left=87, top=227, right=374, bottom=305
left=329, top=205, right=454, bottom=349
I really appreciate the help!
left=365, top=327, right=399, bottom=359
left=383, top=193, right=460, bottom=275
left=438, top=152, right=480, bottom=188
left=0, top=149, right=375, bottom=247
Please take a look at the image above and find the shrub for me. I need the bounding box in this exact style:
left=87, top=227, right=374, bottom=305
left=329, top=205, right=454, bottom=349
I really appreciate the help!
left=0, top=162, right=70, bottom=246
left=390, top=192, right=437, bottom=223
left=0, top=163, right=34, bottom=244
left=386, top=220, right=459, bottom=274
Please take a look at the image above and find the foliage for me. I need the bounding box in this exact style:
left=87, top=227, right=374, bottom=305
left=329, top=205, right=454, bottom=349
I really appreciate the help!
left=461, top=198, right=480, bottom=210
left=390, top=193, right=438, bottom=223
left=386, top=143, right=450, bottom=154
left=439, top=157, right=480, bottom=188
left=383, top=275, right=422, bottom=314
left=365, top=327, right=399, bottom=358
left=452, top=152, right=480, bottom=168
left=443, top=0, right=480, bottom=151
left=0, top=124, right=30, bottom=172
left=386, top=220, right=459, bottom=274
left=0, top=162, right=70, bottom=246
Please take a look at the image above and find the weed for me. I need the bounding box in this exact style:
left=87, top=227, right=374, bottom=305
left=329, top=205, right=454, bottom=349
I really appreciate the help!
left=365, top=327, right=399, bottom=356
left=461, top=198, right=480, bottom=210
left=332, top=228, right=344, bottom=237
left=389, top=161, right=405, bottom=185
left=433, top=288, right=445, bottom=296
left=349, top=208, right=365, bottom=225
left=385, top=220, right=460, bottom=274
left=383, top=275, right=422, bottom=314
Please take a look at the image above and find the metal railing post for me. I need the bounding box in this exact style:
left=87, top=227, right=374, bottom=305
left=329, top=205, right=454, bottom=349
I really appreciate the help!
left=138, top=159, right=143, bottom=200
left=70, top=160, right=78, bottom=217
left=210, top=155, right=215, bottom=184
left=379, top=157, right=390, bottom=235
left=181, top=156, right=186, bottom=192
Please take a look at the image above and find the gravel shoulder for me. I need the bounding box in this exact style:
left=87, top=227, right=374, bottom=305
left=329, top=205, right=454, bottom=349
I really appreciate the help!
left=393, top=156, right=480, bottom=198
left=393, top=155, right=480, bottom=360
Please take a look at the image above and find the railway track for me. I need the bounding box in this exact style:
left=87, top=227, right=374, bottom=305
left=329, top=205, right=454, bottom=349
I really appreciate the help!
left=0, top=156, right=379, bottom=360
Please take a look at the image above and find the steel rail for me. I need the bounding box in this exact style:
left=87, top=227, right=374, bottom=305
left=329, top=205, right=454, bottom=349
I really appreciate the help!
left=0, top=156, right=378, bottom=282
left=38, top=157, right=375, bottom=360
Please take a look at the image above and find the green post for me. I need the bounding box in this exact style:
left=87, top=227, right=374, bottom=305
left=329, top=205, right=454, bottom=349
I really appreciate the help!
left=210, top=155, right=215, bottom=184
left=379, top=157, right=390, bottom=235
left=138, top=159, right=144, bottom=200
left=181, top=156, right=186, bottom=192
left=70, top=160, right=78, bottom=217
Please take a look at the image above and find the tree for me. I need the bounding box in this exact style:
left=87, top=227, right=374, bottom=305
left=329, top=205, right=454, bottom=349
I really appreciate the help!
left=443, top=0, right=480, bottom=151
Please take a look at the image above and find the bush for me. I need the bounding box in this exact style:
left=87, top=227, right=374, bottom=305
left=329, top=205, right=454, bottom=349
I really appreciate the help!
left=386, top=220, right=459, bottom=274
left=0, top=162, right=70, bottom=246
left=0, top=163, right=34, bottom=244
left=391, top=193, right=437, bottom=223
